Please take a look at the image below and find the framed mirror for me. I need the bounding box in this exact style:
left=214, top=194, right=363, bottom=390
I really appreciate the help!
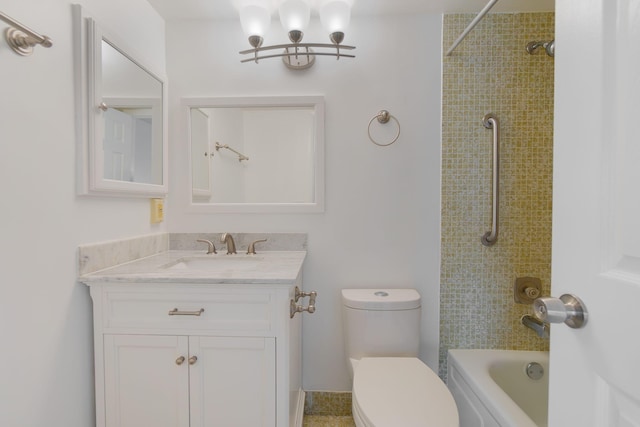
left=73, top=5, right=168, bottom=197
left=184, top=96, right=325, bottom=213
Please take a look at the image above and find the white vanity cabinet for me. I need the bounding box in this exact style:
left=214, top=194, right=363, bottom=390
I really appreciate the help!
left=86, top=282, right=303, bottom=427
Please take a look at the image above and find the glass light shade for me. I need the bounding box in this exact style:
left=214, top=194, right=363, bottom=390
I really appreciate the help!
left=278, top=0, right=310, bottom=32
left=240, top=4, right=271, bottom=37
left=319, top=0, right=351, bottom=33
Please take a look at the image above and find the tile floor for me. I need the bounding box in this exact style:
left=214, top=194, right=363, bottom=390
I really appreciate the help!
left=303, top=415, right=356, bottom=426
left=303, top=391, right=355, bottom=426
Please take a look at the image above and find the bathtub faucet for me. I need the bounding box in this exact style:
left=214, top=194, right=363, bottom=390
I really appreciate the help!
left=521, top=315, right=549, bottom=339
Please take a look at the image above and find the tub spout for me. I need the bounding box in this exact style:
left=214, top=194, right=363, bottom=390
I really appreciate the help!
left=521, top=314, right=549, bottom=339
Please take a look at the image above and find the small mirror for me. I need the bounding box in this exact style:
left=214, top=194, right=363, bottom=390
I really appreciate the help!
left=74, top=6, right=167, bottom=197
left=184, top=96, right=325, bottom=213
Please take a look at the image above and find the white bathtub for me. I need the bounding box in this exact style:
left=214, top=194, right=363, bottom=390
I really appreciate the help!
left=447, top=349, right=549, bottom=427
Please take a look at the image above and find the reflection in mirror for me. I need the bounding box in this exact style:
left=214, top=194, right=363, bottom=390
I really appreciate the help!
left=73, top=4, right=167, bottom=197
left=185, top=97, right=324, bottom=213
left=101, top=40, right=163, bottom=186
left=190, top=108, right=212, bottom=198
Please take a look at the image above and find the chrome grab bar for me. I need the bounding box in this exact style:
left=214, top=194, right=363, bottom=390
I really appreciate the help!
left=481, top=113, right=500, bottom=246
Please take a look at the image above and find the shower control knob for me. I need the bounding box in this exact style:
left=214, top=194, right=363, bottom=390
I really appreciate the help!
left=533, top=294, right=588, bottom=328
left=524, top=287, right=540, bottom=299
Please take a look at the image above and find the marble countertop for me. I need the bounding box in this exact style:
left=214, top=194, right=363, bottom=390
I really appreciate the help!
left=79, top=250, right=306, bottom=285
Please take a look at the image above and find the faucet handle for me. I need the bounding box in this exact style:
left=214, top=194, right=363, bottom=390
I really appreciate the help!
left=196, top=239, right=216, bottom=254
left=247, top=239, right=268, bottom=255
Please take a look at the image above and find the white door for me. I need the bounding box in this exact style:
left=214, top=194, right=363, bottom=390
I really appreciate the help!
left=551, top=0, right=640, bottom=425
left=189, top=336, right=276, bottom=427
left=103, top=335, right=190, bottom=427
left=103, top=108, right=134, bottom=181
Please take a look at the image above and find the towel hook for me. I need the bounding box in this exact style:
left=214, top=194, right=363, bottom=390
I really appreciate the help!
left=368, top=110, right=400, bottom=146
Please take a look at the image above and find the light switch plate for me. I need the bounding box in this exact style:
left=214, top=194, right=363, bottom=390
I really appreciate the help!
left=150, top=198, right=164, bottom=223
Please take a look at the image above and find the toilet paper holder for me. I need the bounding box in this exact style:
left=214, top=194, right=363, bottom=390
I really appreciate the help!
left=290, top=286, right=317, bottom=318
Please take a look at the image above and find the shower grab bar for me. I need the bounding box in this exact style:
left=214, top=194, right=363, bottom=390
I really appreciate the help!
left=445, top=0, right=499, bottom=56
left=481, top=113, right=499, bottom=246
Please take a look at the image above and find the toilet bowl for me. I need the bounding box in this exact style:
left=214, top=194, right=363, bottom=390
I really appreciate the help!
left=342, top=289, right=459, bottom=427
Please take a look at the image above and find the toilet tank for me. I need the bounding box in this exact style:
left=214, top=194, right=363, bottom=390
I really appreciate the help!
left=342, top=289, right=421, bottom=362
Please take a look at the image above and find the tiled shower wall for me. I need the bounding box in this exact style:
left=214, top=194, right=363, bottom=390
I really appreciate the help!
left=440, top=13, right=555, bottom=377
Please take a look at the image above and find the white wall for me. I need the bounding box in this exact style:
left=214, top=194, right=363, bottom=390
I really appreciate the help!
left=210, top=108, right=246, bottom=202
left=0, top=0, right=165, bottom=426
left=167, top=15, right=442, bottom=390
left=243, top=109, right=314, bottom=203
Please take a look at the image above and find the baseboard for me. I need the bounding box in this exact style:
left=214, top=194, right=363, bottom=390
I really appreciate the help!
left=294, top=389, right=305, bottom=427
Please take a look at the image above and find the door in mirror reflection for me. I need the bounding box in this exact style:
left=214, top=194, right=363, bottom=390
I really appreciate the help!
left=103, top=107, right=155, bottom=182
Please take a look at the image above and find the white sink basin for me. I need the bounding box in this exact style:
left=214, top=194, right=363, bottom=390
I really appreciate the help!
left=162, top=255, right=264, bottom=272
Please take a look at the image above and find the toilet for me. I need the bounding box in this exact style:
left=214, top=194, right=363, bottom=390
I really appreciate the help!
left=342, top=289, right=459, bottom=427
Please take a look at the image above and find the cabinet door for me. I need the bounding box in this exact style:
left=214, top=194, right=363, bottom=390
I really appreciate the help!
left=104, top=335, right=190, bottom=427
left=189, top=336, right=276, bottom=427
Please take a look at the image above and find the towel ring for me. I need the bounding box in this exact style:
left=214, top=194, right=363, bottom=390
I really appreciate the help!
left=368, top=110, right=400, bottom=146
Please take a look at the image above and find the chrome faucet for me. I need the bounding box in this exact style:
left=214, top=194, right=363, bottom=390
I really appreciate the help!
left=196, top=239, right=216, bottom=254
left=521, top=314, right=549, bottom=339
left=221, top=233, right=237, bottom=254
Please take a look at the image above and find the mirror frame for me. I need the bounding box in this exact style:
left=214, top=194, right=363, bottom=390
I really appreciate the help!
left=73, top=5, right=168, bottom=197
left=183, top=96, right=325, bottom=213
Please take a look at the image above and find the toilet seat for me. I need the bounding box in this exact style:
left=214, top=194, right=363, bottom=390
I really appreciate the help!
left=352, top=357, right=459, bottom=427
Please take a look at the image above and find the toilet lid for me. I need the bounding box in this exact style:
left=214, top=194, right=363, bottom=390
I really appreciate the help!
left=353, top=357, right=459, bottom=427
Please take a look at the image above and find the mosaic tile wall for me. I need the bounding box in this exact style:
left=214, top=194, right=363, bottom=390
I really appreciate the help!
left=440, top=13, right=555, bottom=377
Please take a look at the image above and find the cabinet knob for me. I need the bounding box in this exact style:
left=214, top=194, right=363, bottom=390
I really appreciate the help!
left=175, top=356, right=186, bottom=365
left=188, top=356, right=198, bottom=365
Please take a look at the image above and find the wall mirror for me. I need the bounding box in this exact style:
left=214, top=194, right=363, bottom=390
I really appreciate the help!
left=184, top=96, right=325, bottom=213
left=73, top=5, right=167, bottom=197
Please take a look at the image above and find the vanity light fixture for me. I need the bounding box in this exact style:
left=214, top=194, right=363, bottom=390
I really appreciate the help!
left=238, top=0, right=355, bottom=70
